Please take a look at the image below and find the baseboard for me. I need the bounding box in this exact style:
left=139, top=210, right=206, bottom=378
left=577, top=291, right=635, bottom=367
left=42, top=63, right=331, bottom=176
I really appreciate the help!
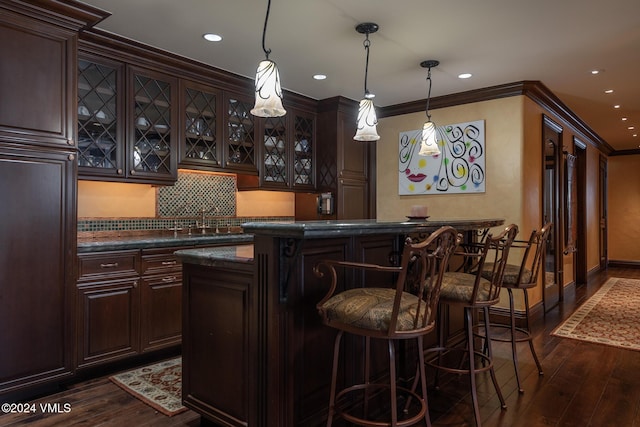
left=608, top=260, right=640, bottom=268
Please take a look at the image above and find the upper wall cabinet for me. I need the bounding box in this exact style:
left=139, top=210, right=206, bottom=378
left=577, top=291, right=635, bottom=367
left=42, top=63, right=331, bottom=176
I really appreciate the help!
left=178, top=80, right=223, bottom=170
left=77, top=55, right=178, bottom=184
left=0, top=5, right=77, bottom=148
left=224, top=92, right=258, bottom=174
left=238, top=107, right=315, bottom=191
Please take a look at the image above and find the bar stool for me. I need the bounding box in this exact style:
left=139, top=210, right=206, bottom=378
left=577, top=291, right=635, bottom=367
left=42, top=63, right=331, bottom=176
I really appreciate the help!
left=315, top=226, right=460, bottom=427
left=479, top=222, right=553, bottom=393
left=428, top=224, right=518, bottom=427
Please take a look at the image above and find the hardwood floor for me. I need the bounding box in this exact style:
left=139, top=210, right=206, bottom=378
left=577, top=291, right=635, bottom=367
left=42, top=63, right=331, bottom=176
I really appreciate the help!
left=1, top=267, right=639, bottom=427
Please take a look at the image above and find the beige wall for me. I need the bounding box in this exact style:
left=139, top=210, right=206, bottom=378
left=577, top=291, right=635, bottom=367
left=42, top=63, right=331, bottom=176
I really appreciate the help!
left=78, top=179, right=295, bottom=218
left=377, top=97, right=525, bottom=228
left=608, top=155, right=640, bottom=262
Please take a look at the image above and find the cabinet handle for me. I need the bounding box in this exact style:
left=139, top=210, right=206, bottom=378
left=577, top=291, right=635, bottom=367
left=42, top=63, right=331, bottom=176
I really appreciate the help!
left=100, top=262, right=119, bottom=269
left=162, top=276, right=177, bottom=282
left=161, top=260, right=177, bottom=266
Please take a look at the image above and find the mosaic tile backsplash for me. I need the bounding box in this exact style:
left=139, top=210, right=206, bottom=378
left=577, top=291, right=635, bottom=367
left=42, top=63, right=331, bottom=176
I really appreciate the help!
left=157, top=172, right=236, bottom=217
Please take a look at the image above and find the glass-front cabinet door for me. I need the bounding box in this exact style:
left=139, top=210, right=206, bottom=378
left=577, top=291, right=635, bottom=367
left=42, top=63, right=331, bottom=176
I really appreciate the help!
left=180, top=80, right=221, bottom=169
left=77, top=55, right=178, bottom=184
left=293, top=112, right=314, bottom=189
left=262, top=115, right=288, bottom=187
left=129, top=66, right=177, bottom=182
left=77, top=56, right=124, bottom=178
left=225, top=93, right=257, bottom=173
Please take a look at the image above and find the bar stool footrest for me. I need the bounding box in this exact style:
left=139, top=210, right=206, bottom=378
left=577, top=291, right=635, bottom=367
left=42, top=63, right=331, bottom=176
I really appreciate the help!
left=334, top=383, right=427, bottom=427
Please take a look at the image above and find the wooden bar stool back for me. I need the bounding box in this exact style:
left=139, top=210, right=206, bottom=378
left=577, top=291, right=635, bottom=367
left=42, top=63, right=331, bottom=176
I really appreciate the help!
left=479, top=221, right=553, bottom=393
left=315, top=226, right=460, bottom=427
left=429, top=223, right=518, bottom=427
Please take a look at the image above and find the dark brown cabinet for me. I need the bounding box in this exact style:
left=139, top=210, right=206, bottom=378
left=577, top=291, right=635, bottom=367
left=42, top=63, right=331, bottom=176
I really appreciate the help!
left=237, top=106, right=316, bottom=191
left=140, top=247, right=183, bottom=352
left=179, top=80, right=223, bottom=169
left=76, top=247, right=185, bottom=367
left=0, top=146, right=76, bottom=395
left=77, top=53, right=179, bottom=184
left=224, top=92, right=258, bottom=174
left=76, top=250, right=141, bottom=368
left=317, top=96, right=374, bottom=219
left=0, top=0, right=103, bottom=398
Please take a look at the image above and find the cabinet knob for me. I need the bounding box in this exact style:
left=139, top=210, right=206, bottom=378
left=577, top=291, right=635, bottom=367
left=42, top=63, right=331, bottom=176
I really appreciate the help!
left=67, top=138, right=74, bottom=146
left=117, top=169, right=124, bottom=175
left=68, top=154, right=75, bottom=161
left=130, top=170, right=136, bottom=175
left=133, top=280, right=138, bottom=288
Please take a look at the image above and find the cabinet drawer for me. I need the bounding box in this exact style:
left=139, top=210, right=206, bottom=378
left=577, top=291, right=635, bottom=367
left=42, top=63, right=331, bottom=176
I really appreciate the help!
left=141, top=247, right=185, bottom=275
left=78, top=250, right=140, bottom=281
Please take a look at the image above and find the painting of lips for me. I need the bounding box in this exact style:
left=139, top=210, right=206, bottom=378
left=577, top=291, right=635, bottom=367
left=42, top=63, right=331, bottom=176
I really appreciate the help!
left=406, top=170, right=427, bottom=182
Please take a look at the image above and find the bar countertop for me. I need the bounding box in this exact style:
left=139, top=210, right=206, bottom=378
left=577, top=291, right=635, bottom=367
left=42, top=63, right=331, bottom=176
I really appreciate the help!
left=240, top=218, right=505, bottom=238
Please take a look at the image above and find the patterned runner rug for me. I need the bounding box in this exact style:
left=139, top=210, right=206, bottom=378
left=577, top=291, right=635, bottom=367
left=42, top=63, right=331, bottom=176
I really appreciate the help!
left=110, top=357, right=187, bottom=416
left=552, top=277, right=640, bottom=351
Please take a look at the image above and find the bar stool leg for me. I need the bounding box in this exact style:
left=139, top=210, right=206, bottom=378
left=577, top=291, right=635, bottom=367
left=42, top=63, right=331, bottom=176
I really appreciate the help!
left=483, top=306, right=507, bottom=409
left=507, top=288, right=524, bottom=393
left=524, top=289, right=543, bottom=376
left=465, top=307, right=483, bottom=427
left=416, top=335, right=432, bottom=427
left=363, top=336, right=371, bottom=419
left=388, top=340, right=398, bottom=427
left=326, top=330, right=343, bottom=427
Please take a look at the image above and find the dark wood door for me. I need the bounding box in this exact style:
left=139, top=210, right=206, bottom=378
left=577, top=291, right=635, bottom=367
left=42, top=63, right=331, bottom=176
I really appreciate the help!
left=140, top=273, right=182, bottom=352
left=0, top=146, right=75, bottom=394
left=0, top=9, right=75, bottom=147
left=76, top=278, right=140, bottom=368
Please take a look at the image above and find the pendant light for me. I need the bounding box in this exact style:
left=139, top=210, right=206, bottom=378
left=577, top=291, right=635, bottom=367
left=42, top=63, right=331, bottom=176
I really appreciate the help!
left=354, top=23, right=380, bottom=142
left=418, top=60, right=440, bottom=156
left=251, top=0, right=286, bottom=118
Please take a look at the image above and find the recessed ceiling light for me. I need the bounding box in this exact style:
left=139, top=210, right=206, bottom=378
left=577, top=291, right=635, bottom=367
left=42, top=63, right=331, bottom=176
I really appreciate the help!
left=590, top=69, right=601, bottom=75
left=313, top=74, right=327, bottom=80
left=629, top=126, right=636, bottom=130
left=458, top=73, right=472, bottom=79
left=614, top=105, right=621, bottom=109
left=622, top=117, right=628, bottom=121
left=203, top=33, right=222, bottom=42
left=604, top=89, right=614, bottom=94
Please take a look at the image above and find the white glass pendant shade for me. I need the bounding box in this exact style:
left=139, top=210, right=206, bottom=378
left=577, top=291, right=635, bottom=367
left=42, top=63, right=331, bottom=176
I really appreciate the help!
left=354, top=98, right=380, bottom=141
left=419, top=121, right=440, bottom=156
left=251, top=59, right=286, bottom=117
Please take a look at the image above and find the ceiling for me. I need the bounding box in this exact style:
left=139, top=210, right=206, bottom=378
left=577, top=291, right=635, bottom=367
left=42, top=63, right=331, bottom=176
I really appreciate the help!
left=78, top=0, right=640, bottom=151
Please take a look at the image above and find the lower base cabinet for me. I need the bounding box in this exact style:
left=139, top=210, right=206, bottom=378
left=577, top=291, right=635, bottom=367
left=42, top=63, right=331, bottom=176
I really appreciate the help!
left=76, top=246, right=185, bottom=369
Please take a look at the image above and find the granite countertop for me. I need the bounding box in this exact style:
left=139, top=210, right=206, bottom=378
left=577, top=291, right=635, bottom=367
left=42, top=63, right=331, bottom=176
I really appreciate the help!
left=78, top=231, right=254, bottom=253
left=240, top=218, right=505, bottom=239
left=175, top=244, right=254, bottom=268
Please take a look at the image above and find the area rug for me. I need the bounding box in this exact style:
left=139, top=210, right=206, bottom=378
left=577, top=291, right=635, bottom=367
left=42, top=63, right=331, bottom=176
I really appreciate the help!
left=551, top=277, right=640, bottom=351
left=110, top=357, right=187, bottom=416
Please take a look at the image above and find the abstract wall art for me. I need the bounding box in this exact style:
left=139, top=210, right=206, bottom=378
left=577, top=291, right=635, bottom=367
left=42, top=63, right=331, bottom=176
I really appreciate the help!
left=398, top=119, right=485, bottom=195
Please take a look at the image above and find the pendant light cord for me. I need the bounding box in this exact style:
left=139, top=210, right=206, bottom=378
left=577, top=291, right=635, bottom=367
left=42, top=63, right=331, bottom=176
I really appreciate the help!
left=425, top=66, right=433, bottom=121
left=261, top=0, right=272, bottom=59
left=363, top=34, right=371, bottom=96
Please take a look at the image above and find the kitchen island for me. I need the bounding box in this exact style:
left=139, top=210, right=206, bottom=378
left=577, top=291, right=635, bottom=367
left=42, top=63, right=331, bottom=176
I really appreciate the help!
left=176, top=218, right=504, bottom=427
